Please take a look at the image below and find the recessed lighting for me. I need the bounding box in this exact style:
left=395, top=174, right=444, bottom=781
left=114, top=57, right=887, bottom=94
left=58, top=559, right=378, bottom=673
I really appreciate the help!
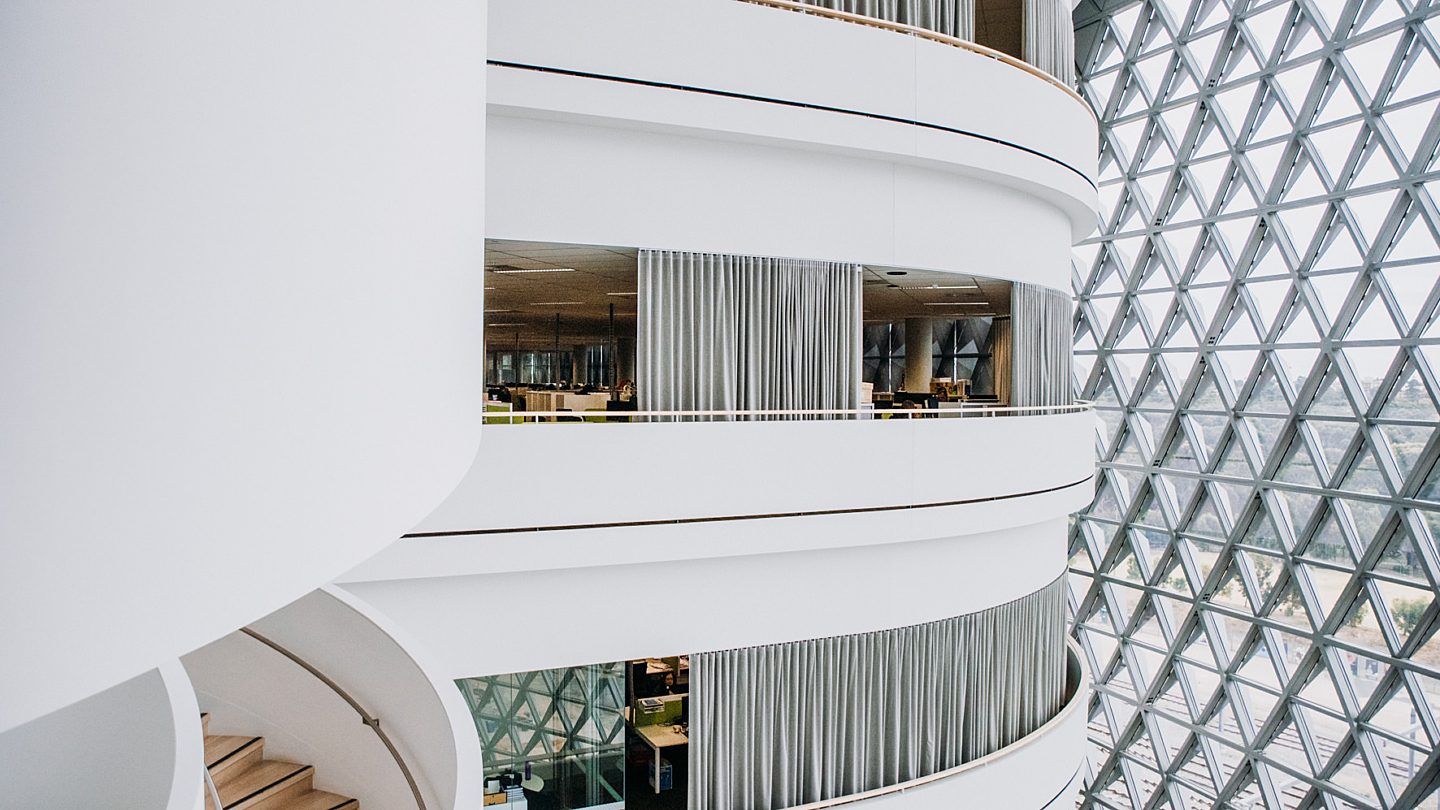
left=529, top=301, right=584, bottom=306
left=606, top=292, right=638, bottom=296
left=491, top=267, right=578, bottom=274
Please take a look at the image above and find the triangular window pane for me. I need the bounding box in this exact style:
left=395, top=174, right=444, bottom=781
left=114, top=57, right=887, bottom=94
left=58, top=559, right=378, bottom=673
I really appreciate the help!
left=1276, top=437, right=1324, bottom=486
left=1376, top=261, right=1439, bottom=329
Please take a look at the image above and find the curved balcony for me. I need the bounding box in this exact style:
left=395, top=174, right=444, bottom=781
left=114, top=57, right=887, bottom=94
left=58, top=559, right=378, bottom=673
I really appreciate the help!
left=338, top=404, right=1094, bottom=679
left=780, top=637, right=1089, bottom=810
left=353, top=404, right=1094, bottom=569
left=487, top=0, right=1099, bottom=291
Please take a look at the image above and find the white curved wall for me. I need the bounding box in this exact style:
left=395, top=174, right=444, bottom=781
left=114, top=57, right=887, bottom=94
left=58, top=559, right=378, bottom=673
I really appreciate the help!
left=0, top=1, right=487, bottom=732
left=0, top=660, right=201, bottom=810
left=486, top=0, right=1098, bottom=290
left=341, top=518, right=1068, bottom=680
left=429, top=413, right=1092, bottom=532
left=182, top=588, right=483, bottom=810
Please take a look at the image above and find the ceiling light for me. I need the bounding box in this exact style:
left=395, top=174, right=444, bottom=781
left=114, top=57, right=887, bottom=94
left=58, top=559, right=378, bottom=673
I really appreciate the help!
left=903, top=284, right=977, bottom=289
left=489, top=323, right=525, bottom=327
left=606, top=292, right=638, bottom=296
left=491, top=267, right=578, bottom=274
left=484, top=309, right=514, bottom=313
left=529, top=301, right=584, bottom=306
left=923, top=301, right=988, bottom=305
left=485, top=286, right=497, bottom=290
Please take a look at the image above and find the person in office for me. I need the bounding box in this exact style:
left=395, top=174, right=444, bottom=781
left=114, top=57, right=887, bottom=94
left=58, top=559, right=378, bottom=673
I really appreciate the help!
left=496, top=386, right=512, bottom=403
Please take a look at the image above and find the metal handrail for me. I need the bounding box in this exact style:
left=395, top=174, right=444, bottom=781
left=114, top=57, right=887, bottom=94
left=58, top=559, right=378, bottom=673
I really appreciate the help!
left=736, top=0, right=1096, bottom=122
left=239, top=627, right=427, bottom=810
left=203, top=764, right=224, bottom=810
left=486, top=401, right=1095, bottom=422
left=780, top=637, right=1090, bottom=810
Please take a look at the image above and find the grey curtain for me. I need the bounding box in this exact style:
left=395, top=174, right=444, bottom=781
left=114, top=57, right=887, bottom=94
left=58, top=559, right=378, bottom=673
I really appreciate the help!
left=689, top=579, right=1067, bottom=810
left=638, top=250, right=862, bottom=414
left=1011, top=282, right=1073, bottom=409
left=795, top=0, right=976, bottom=40
left=1023, top=0, right=1076, bottom=85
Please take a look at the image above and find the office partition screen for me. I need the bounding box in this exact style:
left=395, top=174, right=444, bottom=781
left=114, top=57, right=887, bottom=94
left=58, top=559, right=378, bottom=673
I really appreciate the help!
left=1069, top=1, right=1440, bottom=810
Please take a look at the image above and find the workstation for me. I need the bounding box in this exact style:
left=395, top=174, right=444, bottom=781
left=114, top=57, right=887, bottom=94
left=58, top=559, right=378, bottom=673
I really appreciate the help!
left=461, top=655, right=693, bottom=810
left=481, top=241, right=1014, bottom=422
left=861, top=265, right=1010, bottom=415
left=483, top=239, right=639, bottom=422
left=626, top=657, right=690, bottom=800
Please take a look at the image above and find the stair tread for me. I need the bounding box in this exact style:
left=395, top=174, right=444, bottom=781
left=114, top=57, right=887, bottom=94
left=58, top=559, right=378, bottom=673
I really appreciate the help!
left=206, top=735, right=263, bottom=769
left=269, top=790, right=358, bottom=810
left=217, top=759, right=312, bottom=806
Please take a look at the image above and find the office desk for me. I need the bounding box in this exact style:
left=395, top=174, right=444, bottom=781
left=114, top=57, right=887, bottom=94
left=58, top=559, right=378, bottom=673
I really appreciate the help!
left=633, top=723, right=687, bottom=793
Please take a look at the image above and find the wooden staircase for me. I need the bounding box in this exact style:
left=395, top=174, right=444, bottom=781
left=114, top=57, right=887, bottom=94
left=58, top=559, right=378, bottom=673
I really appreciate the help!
left=203, top=713, right=359, bottom=810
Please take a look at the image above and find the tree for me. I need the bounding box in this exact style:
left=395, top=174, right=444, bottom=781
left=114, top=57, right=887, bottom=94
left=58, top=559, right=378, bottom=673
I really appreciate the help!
left=1392, top=597, right=1429, bottom=638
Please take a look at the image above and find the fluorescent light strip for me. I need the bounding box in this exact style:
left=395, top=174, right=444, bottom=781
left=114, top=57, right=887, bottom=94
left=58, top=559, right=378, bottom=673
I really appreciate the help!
left=924, top=301, right=988, bottom=305
left=903, top=284, right=978, bottom=289
left=489, top=323, right=526, bottom=327
left=484, top=309, right=514, bottom=313
left=606, top=292, right=638, bottom=296
left=490, top=267, right=577, bottom=274
left=529, top=301, right=584, bottom=306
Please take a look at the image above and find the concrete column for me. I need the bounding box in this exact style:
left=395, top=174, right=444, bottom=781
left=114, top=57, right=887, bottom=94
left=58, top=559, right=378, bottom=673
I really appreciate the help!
left=617, top=337, right=636, bottom=384
left=904, top=317, right=934, bottom=395
left=572, top=344, right=587, bottom=386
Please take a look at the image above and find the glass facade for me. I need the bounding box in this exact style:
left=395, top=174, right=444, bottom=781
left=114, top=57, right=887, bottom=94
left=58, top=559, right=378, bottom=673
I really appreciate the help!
left=862, top=318, right=999, bottom=394
left=458, top=663, right=628, bottom=810
left=1070, top=1, right=1440, bottom=809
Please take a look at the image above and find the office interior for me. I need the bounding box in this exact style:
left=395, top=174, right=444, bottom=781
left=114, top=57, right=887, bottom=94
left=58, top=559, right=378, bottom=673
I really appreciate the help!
left=482, top=240, right=1014, bottom=417
left=459, top=656, right=693, bottom=810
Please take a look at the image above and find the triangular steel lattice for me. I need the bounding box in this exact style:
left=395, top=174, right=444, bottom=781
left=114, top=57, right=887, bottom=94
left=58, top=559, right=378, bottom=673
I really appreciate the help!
left=1071, top=1, right=1440, bottom=809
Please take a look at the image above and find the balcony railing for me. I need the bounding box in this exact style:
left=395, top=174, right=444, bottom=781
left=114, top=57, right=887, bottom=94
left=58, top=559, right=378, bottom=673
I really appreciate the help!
left=484, top=402, right=1094, bottom=424
left=736, top=0, right=1093, bottom=121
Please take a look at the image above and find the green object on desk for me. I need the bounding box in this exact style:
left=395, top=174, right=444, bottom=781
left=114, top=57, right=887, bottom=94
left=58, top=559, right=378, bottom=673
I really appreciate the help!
left=634, top=695, right=683, bottom=726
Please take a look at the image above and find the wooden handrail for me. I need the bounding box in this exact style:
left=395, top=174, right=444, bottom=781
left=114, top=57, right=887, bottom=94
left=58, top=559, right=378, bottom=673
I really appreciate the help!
left=240, top=628, right=428, bottom=810
left=736, top=0, right=1096, bottom=123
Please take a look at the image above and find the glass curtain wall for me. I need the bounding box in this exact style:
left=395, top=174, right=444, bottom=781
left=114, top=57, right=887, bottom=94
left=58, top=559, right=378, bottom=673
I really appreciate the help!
left=486, top=351, right=574, bottom=387
left=458, top=663, right=628, bottom=810
left=862, top=319, right=998, bottom=394
left=1070, top=1, right=1440, bottom=810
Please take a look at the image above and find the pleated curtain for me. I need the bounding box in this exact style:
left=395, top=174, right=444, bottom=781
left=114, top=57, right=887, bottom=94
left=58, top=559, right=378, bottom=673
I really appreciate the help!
left=689, top=579, right=1067, bottom=810
left=638, top=250, right=862, bottom=414
left=795, top=0, right=976, bottom=40
left=990, top=315, right=1013, bottom=406
left=1022, top=0, right=1076, bottom=86
left=1011, top=282, right=1073, bottom=409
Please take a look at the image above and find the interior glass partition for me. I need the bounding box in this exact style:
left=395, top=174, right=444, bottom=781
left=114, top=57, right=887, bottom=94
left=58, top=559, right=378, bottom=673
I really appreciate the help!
left=459, top=663, right=628, bottom=810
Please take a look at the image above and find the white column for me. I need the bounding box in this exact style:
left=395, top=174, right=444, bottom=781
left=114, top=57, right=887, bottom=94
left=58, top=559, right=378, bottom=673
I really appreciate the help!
left=904, top=317, right=935, bottom=394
